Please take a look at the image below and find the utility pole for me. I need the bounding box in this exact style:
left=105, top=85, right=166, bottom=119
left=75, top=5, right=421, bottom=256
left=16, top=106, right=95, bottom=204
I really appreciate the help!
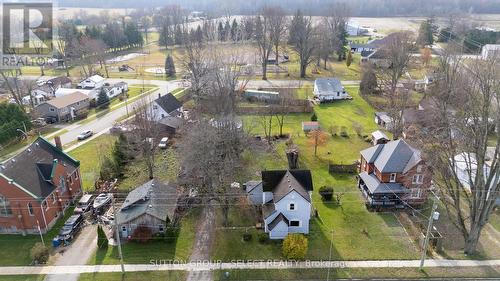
left=326, top=230, right=334, bottom=281
left=112, top=195, right=125, bottom=274
left=420, top=197, right=439, bottom=269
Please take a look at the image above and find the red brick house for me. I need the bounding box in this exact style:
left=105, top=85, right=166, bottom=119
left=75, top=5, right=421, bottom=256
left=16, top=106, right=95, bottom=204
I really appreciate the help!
left=357, top=139, right=431, bottom=209
left=0, top=137, right=82, bottom=234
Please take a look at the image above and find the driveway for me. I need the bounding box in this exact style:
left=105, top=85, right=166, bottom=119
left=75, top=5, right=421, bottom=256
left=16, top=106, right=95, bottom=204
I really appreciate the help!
left=44, top=224, right=97, bottom=281
left=186, top=204, right=216, bottom=281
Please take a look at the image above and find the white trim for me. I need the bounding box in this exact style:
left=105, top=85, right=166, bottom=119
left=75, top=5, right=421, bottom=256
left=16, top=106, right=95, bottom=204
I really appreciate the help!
left=289, top=220, right=301, bottom=227
left=288, top=202, right=296, bottom=211
left=0, top=173, right=38, bottom=199
left=389, top=173, right=397, bottom=182
left=27, top=202, right=35, bottom=216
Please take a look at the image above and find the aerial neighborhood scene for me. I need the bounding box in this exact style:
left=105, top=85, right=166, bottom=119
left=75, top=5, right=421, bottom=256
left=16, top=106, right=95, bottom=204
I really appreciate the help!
left=0, top=0, right=500, bottom=280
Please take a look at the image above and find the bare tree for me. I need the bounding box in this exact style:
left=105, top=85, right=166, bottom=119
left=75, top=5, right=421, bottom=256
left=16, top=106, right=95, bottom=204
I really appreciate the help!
left=308, top=129, right=328, bottom=157
left=132, top=96, right=162, bottom=179
left=288, top=10, right=316, bottom=78
left=267, top=6, right=287, bottom=66
left=0, top=70, right=26, bottom=110
left=325, top=3, right=350, bottom=61
left=254, top=10, right=273, bottom=80
left=418, top=50, right=500, bottom=255
left=259, top=113, right=274, bottom=143
left=274, top=89, right=293, bottom=137
left=375, top=31, right=415, bottom=138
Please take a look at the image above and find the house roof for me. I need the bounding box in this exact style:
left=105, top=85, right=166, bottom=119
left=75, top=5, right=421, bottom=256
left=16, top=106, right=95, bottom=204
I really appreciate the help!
left=359, top=172, right=408, bottom=194
left=261, top=170, right=313, bottom=203
left=302, top=121, right=319, bottom=126
left=0, top=137, right=80, bottom=199
left=116, top=179, right=179, bottom=225
left=314, top=78, right=344, bottom=94
left=158, top=116, right=183, bottom=129
left=245, top=180, right=262, bottom=193
left=360, top=50, right=374, bottom=58
left=371, top=130, right=389, bottom=141
left=155, top=93, right=182, bottom=115
left=47, top=76, right=71, bottom=86
left=268, top=213, right=289, bottom=231
left=262, top=202, right=276, bottom=218
left=360, top=139, right=421, bottom=173
left=45, top=92, right=88, bottom=109
left=367, top=49, right=390, bottom=60
left=84, top=75, right=105, bottom=83
left=35, top=84, right=54, bottom=94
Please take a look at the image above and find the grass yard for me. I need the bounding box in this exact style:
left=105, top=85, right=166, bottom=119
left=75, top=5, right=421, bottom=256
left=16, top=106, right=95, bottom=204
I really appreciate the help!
left=490, top=210, right=500, bottom=233
left=78, top=271, right=186, bottom=281
left=213, top=266, right=500, bottom=280
left=0, top=276, right=45, bottom=281
left=68, top=134, right=117, bottom=191
left=90, top=208, right=199, bottom=265
left=214, top=86, right=418, bottom=261
left=0, top=207, right=75, bottom=266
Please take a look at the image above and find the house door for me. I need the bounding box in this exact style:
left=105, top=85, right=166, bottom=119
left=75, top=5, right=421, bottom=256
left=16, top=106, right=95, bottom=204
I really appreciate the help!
left=121, top=226, right=128, bottom=238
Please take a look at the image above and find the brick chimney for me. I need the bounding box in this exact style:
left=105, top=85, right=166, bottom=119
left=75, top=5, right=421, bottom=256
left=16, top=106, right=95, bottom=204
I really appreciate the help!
left=54, top=136, right=62, bottom=150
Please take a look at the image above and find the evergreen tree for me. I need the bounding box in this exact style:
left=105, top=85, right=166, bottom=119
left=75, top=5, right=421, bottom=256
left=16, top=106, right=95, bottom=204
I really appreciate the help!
left=124, top=22, right=144, bottom=47
left=174, top=25, right=184, bottom=45
left=230, top=19, right=239, bottom=41
left=417, top=19, right=434, bottom=47
left=0, top=103, right=32, bottom=144
left=112, top=133, right=128, bottom=177
left=224, top=20, right=231, bottom=41
left=97, top=88, right=110, bottom=108
left=346, top=51, right=353, bottom=67
left=159, top=17, right=173, bottom=49
left=218, top=21, right=225, bottom=41
left=335, top=23, right=349, bottom=61
left=165, top=54, right=176, bottom=77
left=97, top=225, right=108, bottom=249
left=194, top=25, right=204, bottom=44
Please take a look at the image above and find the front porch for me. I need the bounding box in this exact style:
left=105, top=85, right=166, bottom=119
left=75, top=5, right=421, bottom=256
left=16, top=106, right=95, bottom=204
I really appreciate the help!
left=357, top=172, right=407, bottom=209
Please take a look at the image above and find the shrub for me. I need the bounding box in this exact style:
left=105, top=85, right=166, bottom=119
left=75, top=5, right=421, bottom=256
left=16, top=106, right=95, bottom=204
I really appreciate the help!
left=97, top=225, right=108, bottom=249
left=310, top=113, right=318, bottom=122
left=282, top=234, right=308, bottom=260
left=258, top=233, right=268, bottom=244
left=132, top=225, right=153, bottom=243
left=164, top=227, right=179, bottom=243
left=329, top=125, right=339, bottom=136
left=30, top=242, right=49, bottom=264
left=319, top=186, right=334, bottom=201
left=242, top=233, right=252, bottom=242
left=352, top=122, right=363, bottom=136
left=340, top=126, right=349, bottom=138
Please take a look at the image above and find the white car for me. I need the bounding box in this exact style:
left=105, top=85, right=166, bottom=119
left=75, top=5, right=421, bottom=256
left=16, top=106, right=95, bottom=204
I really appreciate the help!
left=158, top=137, right=169, bottom=149
left=77, top=130, right=93, bottom=140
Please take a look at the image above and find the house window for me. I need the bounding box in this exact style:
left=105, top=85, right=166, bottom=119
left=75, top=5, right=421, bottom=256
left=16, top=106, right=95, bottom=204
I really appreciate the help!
left=153, top=105, right=158, bottom=110
left=389, top=173, right=397, bottom=182
left=42, top=200, right=48, bottom=211
left=416, top=165, right=423, bottom=173
left=121, top=226, right=127, bottom=232
left=412, top=174, right=424, bottom=184
left=158, top=224, right=165, bottom=233
left=290, top=220, right=300, bottom=227
left=49, top=108, right=55, bottom=112
left=27, top=202, right=34, bottom=216
left=411, top=188, right=422, bottom=198
left=0, top=195, right=12, bottom=217
left=75, top=170, right=79, bottom=179
left=289, top=203, right=295, bottom=211
left=51, top=193, right=56, bottom=204
left=60, top=176, right=67, bottom=193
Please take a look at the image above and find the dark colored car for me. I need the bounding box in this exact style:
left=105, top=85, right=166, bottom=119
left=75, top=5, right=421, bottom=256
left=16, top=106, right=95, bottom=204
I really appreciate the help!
left=57, top=214, right=83, bottom=241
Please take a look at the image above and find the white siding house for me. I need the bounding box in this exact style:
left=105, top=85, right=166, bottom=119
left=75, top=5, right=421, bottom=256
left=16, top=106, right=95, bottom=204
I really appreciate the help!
left=77, top=75, right=105, bottom=89
left=313, top=78, right=350, bottom=102
left=481, top=44, right=500, bottom=60
left=147, top=93, right=183, bottom=122
left=247, top=170, right=313, bottom=239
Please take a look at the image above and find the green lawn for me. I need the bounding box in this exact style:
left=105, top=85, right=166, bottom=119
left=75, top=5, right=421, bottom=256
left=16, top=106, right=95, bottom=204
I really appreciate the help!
left=78, top=271, right=186, bottom=281
left=68, top=134, right=117, bottom=191
left=0, top=276, right=45, bottom=281
left=90, top=208, right=199, bottom=265
left=213, top=266, right=500, bottom=280
left=0, top=207, right=75, bottom=266
left=490, top=210, right=500, bottom=233
left=214, top=87, right=417, bottom=261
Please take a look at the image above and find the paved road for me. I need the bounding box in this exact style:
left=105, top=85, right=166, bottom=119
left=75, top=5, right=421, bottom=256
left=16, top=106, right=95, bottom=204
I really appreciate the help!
left=44, top=225, right=97, bottom=281
left=1, top=259, right=499, bottom=275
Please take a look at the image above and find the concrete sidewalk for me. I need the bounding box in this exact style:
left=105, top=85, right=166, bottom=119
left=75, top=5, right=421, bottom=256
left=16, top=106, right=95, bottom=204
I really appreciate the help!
left=1, top=259, right=499, bottom=275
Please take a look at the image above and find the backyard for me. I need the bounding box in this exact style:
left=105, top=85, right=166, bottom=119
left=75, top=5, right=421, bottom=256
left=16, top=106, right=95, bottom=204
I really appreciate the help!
left=213, top=86, right=419, bottom=261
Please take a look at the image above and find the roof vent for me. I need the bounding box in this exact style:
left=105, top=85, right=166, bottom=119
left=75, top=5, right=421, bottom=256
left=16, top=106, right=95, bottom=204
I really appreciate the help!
left=11, top=159, right=16, bottom=163
left=35, top=142, right=40, bottom=146
left=148, top=204, right=153, bottom=208
left=27, top=148, right=32, bottom=153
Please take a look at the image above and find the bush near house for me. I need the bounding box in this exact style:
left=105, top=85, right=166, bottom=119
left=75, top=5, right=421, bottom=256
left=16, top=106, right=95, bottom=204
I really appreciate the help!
left=30, top=242, right=49, bottom=264
left=282, top=234, right=308, bottom=260
left=319, top=186, right=334, bottom=201
left=97, top=225, right=108, bottom=249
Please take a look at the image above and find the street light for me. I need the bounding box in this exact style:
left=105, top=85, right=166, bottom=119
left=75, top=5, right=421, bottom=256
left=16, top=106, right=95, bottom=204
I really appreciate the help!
left=16, top=128, right=28, bottom=139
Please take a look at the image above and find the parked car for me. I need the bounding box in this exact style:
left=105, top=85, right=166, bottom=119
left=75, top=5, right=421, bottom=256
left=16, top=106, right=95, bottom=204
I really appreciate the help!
left=77, top=130, right=93, bottom=140
left=158, top=137, right=169, bottom=149
left=74, top=194, right=94, bottom=214
left=57, top=214, right=84, bottom=241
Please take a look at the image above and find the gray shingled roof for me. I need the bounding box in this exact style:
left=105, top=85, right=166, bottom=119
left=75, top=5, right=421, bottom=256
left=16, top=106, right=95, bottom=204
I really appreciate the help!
left=360, top=145, right=384, bottom=163
left=314, top=78, right=344, bottom=94
left=155, top=93, right=182, bottom=115
left=268, top=213, right=289, bottom=231
left=116, top=179, right=179, bottom=225
left=245, top=180, right=262, bottom=193
left=373, top=139, right=420, bottom=173
left=262, top=170, right=312, bottom=203
left=0, top=137, right=80, bottom=199
left=359, top=172, right=408, bottom=194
